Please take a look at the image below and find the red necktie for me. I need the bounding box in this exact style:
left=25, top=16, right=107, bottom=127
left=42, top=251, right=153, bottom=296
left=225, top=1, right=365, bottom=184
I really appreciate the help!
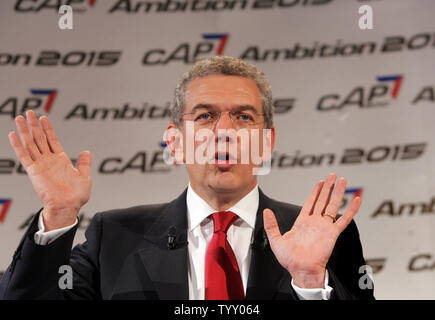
left=205, top=211, right=245, bottom=300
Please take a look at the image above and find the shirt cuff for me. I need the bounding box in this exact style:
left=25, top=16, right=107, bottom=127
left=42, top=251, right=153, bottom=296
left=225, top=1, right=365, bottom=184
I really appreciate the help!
left=291, top=270, right=333, bottom=300
left=34, top=213, right=78, bottom=245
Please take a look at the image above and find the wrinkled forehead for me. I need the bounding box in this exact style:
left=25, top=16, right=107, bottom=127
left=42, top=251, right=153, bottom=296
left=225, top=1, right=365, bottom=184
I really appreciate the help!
left=184, top=75, right=263, bottom=113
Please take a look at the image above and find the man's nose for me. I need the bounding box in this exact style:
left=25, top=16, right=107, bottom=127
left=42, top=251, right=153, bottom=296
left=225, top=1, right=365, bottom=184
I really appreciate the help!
left=214, top=112, right=235, bottom=143
left=214, top=112, right=235, bottom=131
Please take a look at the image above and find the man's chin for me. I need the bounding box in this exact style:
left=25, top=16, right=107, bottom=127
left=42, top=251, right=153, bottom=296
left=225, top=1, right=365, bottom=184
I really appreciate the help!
left=214, top=169, right=236, bottom=180
left=209, top=171, right=240, bottom=192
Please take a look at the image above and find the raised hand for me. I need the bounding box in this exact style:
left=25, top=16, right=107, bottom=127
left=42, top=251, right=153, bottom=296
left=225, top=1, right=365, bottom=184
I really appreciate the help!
left=263, top=173, right=361, bottom=288
left=8, top=110, right=92, bottom=231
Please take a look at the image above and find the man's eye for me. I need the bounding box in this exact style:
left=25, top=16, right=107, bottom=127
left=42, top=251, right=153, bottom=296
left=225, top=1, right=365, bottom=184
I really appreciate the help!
left=237, top=113, right=254, bottom=121
left=196, top=113, right=212, bottom=121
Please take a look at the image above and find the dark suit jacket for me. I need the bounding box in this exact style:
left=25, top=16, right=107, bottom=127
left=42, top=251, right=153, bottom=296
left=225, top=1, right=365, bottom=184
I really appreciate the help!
left=0, top=188, right=374, bottom=300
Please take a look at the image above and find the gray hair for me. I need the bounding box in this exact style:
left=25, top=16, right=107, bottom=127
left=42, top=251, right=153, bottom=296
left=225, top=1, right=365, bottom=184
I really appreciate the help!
left=170, top=56, right=274, bottom=128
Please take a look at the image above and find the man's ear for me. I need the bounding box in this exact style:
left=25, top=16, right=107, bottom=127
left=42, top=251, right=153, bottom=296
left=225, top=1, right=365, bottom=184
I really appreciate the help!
left=164, top=123, right=184, bottom=164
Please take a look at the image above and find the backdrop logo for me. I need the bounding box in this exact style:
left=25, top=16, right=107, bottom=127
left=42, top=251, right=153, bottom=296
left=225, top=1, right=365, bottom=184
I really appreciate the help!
left=316, top=75, right=404, bottom=111
left=142, top=33, right=230, bottom=65
left=376, top=75, right=403, bottom=99
left=408, top=254, right=435, bottom=272
left=365, top=258, right=387, bottom=274
left=341, top=187, right=363, bottom=209
left=14, top=0, right=96, bottom=13
left=0, top=89, right=58, bottom=118
left=0, top=198, right=12, bottom=223
left=0, top=158, right=27, bottom=174
left=372, top=196, right=435, bottom=218
left=271, top=143, right=426, bottom=169
left=64, top=101, right=170, bottom=120
left=412, top=85, right=435, bottom=105
left=109, top=0, right=333, bottom=14
left=98, top=150, right=170, bottom=174
left=0, top=51, right=122, bottom=67
left=241, top=32, right=435, bottom=62
left=202, top=33, right=229, bottom=56
left=30, top=89, right=58, bottom=113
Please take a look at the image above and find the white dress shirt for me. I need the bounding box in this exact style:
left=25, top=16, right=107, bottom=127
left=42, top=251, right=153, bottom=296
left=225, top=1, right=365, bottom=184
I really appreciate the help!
left=35, top=183, right=332, bottom=300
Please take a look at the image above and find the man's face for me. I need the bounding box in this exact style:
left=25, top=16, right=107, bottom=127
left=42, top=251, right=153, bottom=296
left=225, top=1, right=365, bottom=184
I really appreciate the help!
left=176, top=74, right=275, bottom=197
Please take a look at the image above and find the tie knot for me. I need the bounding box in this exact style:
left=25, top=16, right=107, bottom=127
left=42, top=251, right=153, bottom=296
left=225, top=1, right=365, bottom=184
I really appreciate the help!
left=211, top=211, right=238, bottom=234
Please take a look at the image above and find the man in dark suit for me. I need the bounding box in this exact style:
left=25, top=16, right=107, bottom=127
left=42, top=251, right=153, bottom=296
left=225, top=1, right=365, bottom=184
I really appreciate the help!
left=0, top=56, right=374, bottom=300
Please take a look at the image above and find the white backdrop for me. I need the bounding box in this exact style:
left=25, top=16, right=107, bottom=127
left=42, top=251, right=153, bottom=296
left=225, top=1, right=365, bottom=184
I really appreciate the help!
left=0, top=0, right=434, bottom=299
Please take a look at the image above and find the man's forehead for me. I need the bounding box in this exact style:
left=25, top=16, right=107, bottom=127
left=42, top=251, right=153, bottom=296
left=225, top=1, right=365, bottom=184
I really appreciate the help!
left=184, top=75, right=262, bottom=109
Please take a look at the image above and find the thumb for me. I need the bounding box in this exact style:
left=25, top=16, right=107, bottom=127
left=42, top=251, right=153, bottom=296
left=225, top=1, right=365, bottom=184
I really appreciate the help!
left=263, top=208, right=282, bottom=242
left=77, top=150, right=92, bottom=177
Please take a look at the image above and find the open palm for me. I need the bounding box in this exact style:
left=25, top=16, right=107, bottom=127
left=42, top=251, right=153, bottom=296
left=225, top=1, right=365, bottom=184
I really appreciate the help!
left=263, top=174, right=361, bottom=288
left=8, top=110, right=92, bottom=230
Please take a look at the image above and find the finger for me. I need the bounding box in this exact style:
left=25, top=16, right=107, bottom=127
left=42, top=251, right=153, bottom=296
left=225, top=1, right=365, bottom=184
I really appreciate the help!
left=300, top=180, right=324, bottom=216
left=335, top=196, right=361, bottom=234
left=263, top=208, right=282, bottom=242
left=323, top=177, right=347, bottom=219
left=8, top=131, right=33, bottom=170
left=26, top=110, right=50, bottom=154
left=15, top=115, right=41, bottom=161
left=40, top=116, right=64, bottom=154
left=77, top=150, right=92, bottom=177
left=312, top=173, right=337, bottom=216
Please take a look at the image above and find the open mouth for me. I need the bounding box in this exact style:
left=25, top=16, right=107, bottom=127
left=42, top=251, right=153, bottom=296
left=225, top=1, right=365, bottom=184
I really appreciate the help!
left=214, top=152, right=236, bottom=168
left=215, top=152, right=230, bottom=161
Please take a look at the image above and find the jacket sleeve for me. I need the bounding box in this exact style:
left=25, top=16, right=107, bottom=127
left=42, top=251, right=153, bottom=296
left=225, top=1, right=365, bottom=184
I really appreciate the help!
left=0, top=209, right=103, bottom=300
left=326, top=219, right=375, bottom=300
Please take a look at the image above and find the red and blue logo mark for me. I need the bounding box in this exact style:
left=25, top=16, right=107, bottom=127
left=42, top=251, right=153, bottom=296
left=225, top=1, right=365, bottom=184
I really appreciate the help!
left=345, top=187, right=363, bottom=198
left=340, top=188, right=363, bottom=209
left=30, top=89, right=57, bottom=113
left=202, top=33, right=229, bottom=56
left=0, top=198, right=12, bottom=223
left=377, top=75, right=403, bottom=99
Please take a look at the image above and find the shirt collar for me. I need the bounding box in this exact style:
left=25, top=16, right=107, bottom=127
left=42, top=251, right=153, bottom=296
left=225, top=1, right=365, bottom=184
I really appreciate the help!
left=186, top=182, right=259, bottom=231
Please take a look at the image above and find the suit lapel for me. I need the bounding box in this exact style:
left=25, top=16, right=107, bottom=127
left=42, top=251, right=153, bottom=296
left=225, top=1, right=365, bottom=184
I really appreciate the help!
left=246, top=188, right=298, bottom=299
left=138, top=189, right=189, bottom=300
